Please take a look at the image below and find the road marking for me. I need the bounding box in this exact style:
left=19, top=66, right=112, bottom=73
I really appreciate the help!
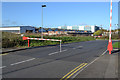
left=62, top=45, right=68, bottom=47
left=65, top=63, right=88, bottom=80
left=48, top=49, right=68, bottom=55
left=62, top=44, right=71, bottom=46
left=73, top=46, right=83, bottom=49
left=71, top=49, right=108, bottom=78
left=101, top=50, right=108, bottom=56
left=0, top=66, right=6, bottom=69
left=0, top=53, right=9, bottom=56
left=113, top=49, right=119, bottom=50
left=10, top=58, right=35, bottom=66
left=48, top=52, right=59, bottom=55
left=62, top=49, right=68, bottom=52
left=60, top=63, right=87, bottom=80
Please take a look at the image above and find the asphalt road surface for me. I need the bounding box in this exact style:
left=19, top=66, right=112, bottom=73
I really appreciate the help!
left=2, top=40, right=109, bottom=79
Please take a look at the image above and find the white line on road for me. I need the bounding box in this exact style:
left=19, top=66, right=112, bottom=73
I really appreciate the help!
left=101, top=50, right=108, bottom=56
left=73, top=46, right=83, bottom=49
left=48, top=49, right=68, bottom=55
left=113, top=49, right=119, bottom=50
left=71, top=49, right=108, bottom=78
left=0, top=66, right=6, bottom=69
left=48, top=52, right=59, bottom=55
left=10, top=58, right=35, bottom=66
left=61, top=44, right=71, bottom=47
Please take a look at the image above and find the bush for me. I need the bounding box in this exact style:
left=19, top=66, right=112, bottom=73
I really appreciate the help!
left=2, top=32, right=95, bottom=48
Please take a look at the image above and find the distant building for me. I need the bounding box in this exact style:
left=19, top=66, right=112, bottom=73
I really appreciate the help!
left=58, top=25, right=101, bottom=33
left=0, top=26, right=35, bottom=34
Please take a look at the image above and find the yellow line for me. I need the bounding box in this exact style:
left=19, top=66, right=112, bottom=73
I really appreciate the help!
left=65, top=63, right=88, bottom=80
left=60, top=63, right=85, bottom=80
left=0, top=53, right=9, bottom=56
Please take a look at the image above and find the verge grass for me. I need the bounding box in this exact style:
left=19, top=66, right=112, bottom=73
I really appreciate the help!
left=2, top=32, right=95, bottom=48
left=112, top=42, right=120, bottom=49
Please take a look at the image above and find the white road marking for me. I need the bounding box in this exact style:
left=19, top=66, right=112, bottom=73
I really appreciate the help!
left=71, top=49, right=108, bottom=78
left=10, top=58, right=35, bottom=66
left=73, top=46, right=83, bottom=49
left=0, top=66, right=6, bottom=69
left=113, top=49, right=119, bottom=50
left=101, top=50, right=108, bottom=56
left=62, top=44, right=71, bottom=46
left=48, top=49, right=68, bottom=55
left=48, top=52, right=59, bottom=55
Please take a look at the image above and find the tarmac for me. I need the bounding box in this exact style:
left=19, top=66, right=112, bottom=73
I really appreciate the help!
left=74, top=50, right=119, bottom=79
left=1, top=40, right=120, bottom=80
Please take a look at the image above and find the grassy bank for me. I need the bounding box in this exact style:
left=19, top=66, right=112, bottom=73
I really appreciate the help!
left=113, top=42, right=120, bottom=49
left=2, top=32, right=95, bottom=48
left=95, top=34, right=120, bottom=40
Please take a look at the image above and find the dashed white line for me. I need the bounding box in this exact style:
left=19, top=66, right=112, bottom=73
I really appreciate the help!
left=73, top=46, right=83, bottom=49
left=62, top=49, right=68, bottom=52
left=10, top=58, right=35, bottom=66
left=48, top=49, right=68, bottom=55
left=0, top=66, right=6, bottom=69
left=48, top=52, right=59, bottom=55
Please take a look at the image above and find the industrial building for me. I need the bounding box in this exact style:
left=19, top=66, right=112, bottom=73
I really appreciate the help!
left=0, top=26, right=35, bottom=34
left=58, top=25, right=101, bottom=33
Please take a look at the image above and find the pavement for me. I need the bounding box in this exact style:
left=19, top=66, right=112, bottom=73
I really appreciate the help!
left=0, top=40, right=119, bottom=80
left=75, top=51, right=118, bottom=79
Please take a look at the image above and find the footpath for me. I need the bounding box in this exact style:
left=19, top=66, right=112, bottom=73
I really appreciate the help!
left=75, top=50, right=119, bottom=80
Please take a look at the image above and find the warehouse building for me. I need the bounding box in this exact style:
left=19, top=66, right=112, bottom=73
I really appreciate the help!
left=0, top=26, right=35, bottom=34
left=58, top=25, right=101, bottom=33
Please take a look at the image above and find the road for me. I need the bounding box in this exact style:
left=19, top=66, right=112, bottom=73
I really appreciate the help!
left=2, top=40, right=109, bottom=79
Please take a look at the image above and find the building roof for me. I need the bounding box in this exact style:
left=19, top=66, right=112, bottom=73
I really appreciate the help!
left=2, top=26, right=35, bottom=28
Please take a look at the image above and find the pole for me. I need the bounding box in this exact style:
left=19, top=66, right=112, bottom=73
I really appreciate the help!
left=41, top=7, right=43, bottom=39
left=28, top=39, right=30, bottom=47
left=60, top=41, right=61, bottom=52
left=107, top=0, right=113, bottom=54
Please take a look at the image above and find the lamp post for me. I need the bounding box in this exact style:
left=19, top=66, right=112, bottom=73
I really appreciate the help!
left=41, top=5, right=46, bottom=39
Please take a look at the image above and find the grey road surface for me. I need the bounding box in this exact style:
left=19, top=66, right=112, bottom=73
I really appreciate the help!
left=2, top=40, right=109, bottom=78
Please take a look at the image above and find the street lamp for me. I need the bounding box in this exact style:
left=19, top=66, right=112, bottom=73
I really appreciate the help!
left=41, top=4, right=46, bottom=39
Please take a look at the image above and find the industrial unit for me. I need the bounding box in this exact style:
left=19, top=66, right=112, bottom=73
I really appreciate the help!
left=58, top=25, right=101, bottom=33
left=0, top=26, right=35, bottom=34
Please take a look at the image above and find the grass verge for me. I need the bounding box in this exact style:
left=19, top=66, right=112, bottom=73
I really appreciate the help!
left=113, top=42, right=120, bottom=49
left=2, top=32, right=95, bottom=48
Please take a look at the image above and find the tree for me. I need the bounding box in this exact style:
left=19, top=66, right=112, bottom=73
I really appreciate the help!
left=93, top=30, right=102, bottom=36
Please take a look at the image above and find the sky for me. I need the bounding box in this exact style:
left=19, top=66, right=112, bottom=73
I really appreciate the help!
left=2, top=2, right=118, bottom=30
